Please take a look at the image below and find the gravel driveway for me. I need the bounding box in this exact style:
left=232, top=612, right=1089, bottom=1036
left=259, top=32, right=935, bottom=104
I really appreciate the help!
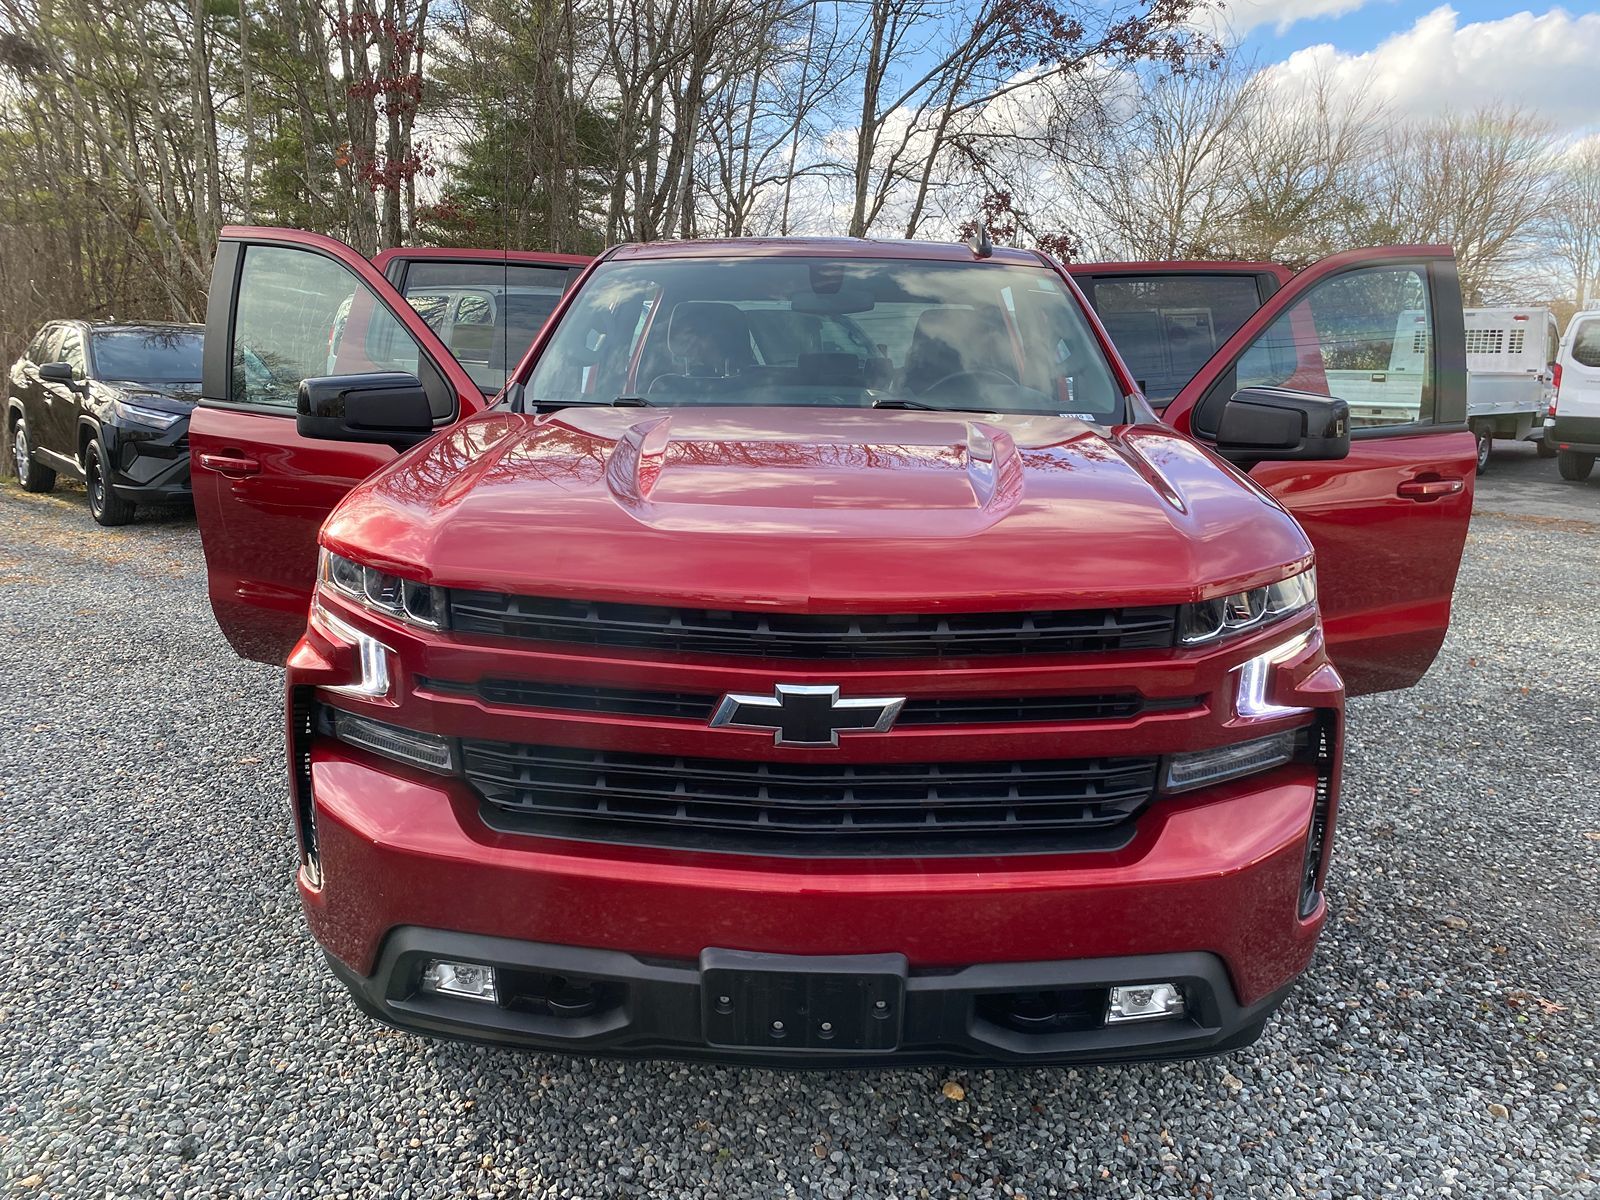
left=2, top=445, right=1596, bottom=1199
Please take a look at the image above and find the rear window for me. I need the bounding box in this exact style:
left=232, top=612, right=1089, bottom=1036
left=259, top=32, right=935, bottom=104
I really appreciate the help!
left=1078, top=274, right=1265, bottom=404
left=1571, top=319, right=1600, bottom=369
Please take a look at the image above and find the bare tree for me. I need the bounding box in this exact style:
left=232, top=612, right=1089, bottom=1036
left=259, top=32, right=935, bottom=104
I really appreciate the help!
left=1366, top=106, right=1555, bottom=303
left=1541, top=135, right=1600, bottom=308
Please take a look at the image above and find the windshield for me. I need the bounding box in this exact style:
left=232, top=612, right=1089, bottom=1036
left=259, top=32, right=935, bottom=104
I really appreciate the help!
left=524, top=256, right=1125, bottom=419
left=92, top=328, right=203, bottom=383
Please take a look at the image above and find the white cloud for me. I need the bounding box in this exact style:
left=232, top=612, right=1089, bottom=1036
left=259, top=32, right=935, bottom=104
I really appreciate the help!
left=1267, top=6, right=1600, bottom=135
left=1212, top=0, right=1383, bottom=37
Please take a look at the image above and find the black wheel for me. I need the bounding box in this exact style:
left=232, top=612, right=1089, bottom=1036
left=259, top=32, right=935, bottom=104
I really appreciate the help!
left=9, top=411, right=57, bottom=492
left=1557, top=449, right=1596, bottom=482
left=85, top=439, right=135, bottom=526
left=1473, top=428, right=1492, bottom=474
left=1536, top=436, right=1558, bottom=459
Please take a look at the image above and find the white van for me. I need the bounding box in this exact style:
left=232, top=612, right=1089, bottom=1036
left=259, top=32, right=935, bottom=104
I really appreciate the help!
left=1548, top=311, right=1600, bottom=482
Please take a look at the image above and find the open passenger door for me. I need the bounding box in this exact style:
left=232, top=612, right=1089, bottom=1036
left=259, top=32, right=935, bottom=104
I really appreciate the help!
left=1157, top=246, right=1475, bottom=695
left=191, top=229, right=586, bottom=664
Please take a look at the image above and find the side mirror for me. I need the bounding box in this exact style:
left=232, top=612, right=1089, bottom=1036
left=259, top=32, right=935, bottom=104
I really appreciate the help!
left=1213, top=386, right=1350, bottom=464
left=39, top=361, right=79, bottom=386
left=296, top=373, right=435, bottom=449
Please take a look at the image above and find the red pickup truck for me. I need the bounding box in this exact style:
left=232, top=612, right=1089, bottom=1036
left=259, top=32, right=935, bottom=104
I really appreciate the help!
left=189, top=230, right=1473, bottom=1064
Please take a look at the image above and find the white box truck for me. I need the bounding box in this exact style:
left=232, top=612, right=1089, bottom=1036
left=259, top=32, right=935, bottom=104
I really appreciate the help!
left=1327, top=307, right=1557, bottom=473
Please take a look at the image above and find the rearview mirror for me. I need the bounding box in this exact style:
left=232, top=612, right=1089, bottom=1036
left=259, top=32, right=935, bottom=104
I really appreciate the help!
left=39, top=361, right=79, bottom=386
left=1213, top=386, right=1350, bottom=464
left=296, top=373, right=435, bottom=448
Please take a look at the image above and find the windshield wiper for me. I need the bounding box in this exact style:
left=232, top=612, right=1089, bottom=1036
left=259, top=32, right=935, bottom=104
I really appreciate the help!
left=872, top=397, right=980, bottom=412
left=528, top=394, right=654, bottom=411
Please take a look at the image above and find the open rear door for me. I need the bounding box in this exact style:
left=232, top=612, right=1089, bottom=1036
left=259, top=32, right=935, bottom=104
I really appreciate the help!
left=192, top=228, right=488, bottom=664
left=1160, top=246, right=1475, bottom=696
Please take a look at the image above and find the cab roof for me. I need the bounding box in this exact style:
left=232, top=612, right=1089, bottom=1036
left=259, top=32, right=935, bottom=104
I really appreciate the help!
left=604, top=237, right=1050, bottom=266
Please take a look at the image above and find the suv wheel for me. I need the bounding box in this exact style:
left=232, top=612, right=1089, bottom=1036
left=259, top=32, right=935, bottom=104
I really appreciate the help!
left=1557, top=449, right=1596, bottom=482
left=85, top=439, right=135, bottom=526
left=9, top=412, right=57, bottom=493
left=1473, top=428, right=1492, bottom=474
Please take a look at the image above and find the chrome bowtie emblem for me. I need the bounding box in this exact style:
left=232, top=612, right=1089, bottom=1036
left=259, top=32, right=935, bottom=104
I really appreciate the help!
left=710, top=684, right=906, bottom=747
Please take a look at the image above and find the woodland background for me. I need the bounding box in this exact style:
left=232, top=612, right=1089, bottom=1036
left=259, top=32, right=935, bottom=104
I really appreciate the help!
left=1, top=0, right=1596, bottom=362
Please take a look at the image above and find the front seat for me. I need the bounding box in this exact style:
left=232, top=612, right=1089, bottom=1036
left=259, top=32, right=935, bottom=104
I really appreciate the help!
left=900, top=305, right=1016, bottom=394
left=666, top=302, right=754, bottom=377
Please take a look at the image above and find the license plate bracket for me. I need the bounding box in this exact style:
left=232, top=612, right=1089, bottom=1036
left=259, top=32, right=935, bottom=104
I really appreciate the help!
left=700, top=949, right=908, bottom=1052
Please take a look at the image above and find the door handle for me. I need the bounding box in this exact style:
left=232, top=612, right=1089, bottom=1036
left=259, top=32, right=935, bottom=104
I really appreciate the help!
left=1397, top=478, right=1463, bottom=501
left=198, top=452, right=261, bottom=478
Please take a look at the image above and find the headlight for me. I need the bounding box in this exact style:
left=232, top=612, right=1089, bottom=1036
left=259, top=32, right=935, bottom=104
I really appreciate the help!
left=111, top=398, right=184, bottom=429
left=1179, top=568, right=1316, bottom=646
left=319, top=549, right=447, bottom=629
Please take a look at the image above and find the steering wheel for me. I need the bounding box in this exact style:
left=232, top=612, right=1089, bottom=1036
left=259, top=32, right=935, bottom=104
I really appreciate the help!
left=920, top=367, right=1017, bottom=396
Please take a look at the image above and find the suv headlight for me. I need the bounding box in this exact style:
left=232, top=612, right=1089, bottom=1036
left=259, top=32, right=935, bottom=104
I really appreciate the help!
left=1179, top=567, right=1316, bottom=646
left=111, top=397, right=184, bottom=429
left=319, top=549, right=448, bottom=629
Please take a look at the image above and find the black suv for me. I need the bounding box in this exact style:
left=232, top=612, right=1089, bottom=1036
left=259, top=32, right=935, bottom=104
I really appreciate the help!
left=6, top=321, right=203, bottom=525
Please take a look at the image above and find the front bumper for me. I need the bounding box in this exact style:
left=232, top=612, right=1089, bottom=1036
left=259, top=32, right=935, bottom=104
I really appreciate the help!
left=328, top=930, right=1294, bottom=1066
left=105, top=416, right=191, bottom=502
left=300, top=742, right=1332, bottom=1062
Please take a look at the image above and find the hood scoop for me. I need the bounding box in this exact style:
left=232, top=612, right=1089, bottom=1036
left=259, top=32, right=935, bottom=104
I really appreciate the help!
left=600, top=412, right=1029, bottom=538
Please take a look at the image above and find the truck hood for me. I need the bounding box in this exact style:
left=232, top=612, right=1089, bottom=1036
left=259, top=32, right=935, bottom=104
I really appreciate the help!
left=325, top=408, right=1313, bottom=610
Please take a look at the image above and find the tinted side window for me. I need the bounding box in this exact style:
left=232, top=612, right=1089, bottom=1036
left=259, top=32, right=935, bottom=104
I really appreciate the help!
left=400, top=262, right=572, bottom=393
left=58, top=329, right=87, bottom=379
left=231, top=245, right=428, bottom=411
left=26, top=326, right=56, bottom=363
left=1082, top=274, right=1264, bottom=405
left=1235, top=266, right=1434, bottom=431
left=1571, top=319, right=1600, bottom=368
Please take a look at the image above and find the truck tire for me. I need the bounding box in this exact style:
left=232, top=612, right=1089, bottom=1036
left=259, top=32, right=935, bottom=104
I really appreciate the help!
left=9, top=411, right=57, bottom=493
left=85, top=439, right=136, bottom=526
left=1557, top=449, right=1596, bottom=482
left=1536, top=436, right=1558, bottom=459
left=1473, top=428, right=1492, bottom=474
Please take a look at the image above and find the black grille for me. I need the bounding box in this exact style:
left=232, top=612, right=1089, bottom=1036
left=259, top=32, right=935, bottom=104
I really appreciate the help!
left=462, top=740, right=1158, bottom=854
left=445, top=593, right=1178, bottom=659
left=424, top=677, right=1188, bottom=726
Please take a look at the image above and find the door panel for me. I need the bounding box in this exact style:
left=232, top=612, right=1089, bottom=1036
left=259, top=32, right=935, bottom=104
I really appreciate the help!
left=43, top=326, right=87, bottom=456
left=1164, top=246, right=1474, bottom=696
left=192, top=228, right=483, bottom=665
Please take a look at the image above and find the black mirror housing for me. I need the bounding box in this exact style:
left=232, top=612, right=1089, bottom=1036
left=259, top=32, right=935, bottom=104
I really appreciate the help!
left=296, top=373, right=436, bottom=448
left=1213, top=386, right=1350, bottom=464
left=39, top=361, right=77, bottom=385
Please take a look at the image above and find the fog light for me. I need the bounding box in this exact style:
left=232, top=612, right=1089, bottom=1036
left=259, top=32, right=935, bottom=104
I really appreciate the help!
left=328, top=708, right=456, bottom=773
left=1106, top=982, right=1186, bottom=1024
left=1163, top=730, right=1296, bottom=792
left=420, top=960, right=498, bottom=1003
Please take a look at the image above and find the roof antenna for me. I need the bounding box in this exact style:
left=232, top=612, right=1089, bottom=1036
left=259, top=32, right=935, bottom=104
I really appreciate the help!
left=967, top=222, right=993, bottom=259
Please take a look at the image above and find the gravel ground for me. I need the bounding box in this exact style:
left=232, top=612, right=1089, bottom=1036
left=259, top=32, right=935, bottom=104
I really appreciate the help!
left=1, top=445, right=1596, bottom=1199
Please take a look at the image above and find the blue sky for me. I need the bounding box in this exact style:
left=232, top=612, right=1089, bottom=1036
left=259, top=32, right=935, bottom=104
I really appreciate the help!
left=1219, top=3, right=1598, bottom=137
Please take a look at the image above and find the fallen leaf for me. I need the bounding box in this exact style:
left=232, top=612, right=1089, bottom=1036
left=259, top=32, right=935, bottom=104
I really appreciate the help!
left=1582, top=831, right=1600, bottom=842
left=1488, top=1102, right=1509, bottom=1119
left=1221, top=1071, right=1244, bottom=1091
left=941, top=1080, right=966, bottom=1102
left=1442, top=915, right=1469, bottom=930
left=237, top=755, right=262, bottom=765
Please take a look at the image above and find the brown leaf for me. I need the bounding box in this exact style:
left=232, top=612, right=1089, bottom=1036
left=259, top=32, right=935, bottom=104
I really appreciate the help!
left=941, top=1080, right=966, bottom=1102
